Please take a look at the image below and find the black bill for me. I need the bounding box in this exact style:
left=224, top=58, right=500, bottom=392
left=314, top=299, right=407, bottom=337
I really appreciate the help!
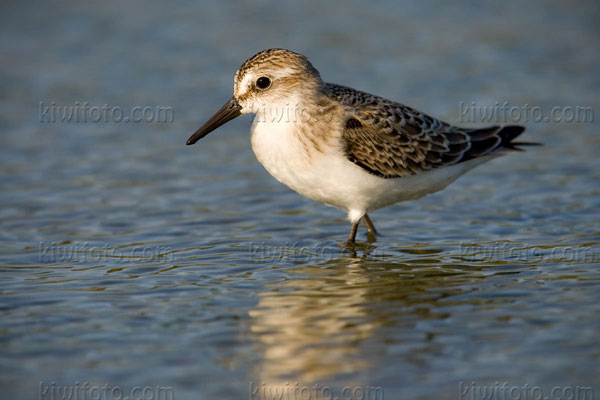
left=186, top=97, right=242, bottom=145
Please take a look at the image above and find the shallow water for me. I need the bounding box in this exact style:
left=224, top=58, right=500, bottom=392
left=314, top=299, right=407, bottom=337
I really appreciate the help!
left=1, top=0, right=599, bottom=399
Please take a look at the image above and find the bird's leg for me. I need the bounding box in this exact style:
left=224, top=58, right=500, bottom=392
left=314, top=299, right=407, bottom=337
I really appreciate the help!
left=348, top=220, right=359, bottom=244
left=363, top=214, right=378, bottom=236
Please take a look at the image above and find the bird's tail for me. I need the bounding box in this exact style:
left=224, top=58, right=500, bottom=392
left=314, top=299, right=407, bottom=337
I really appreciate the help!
left=496, top=125, right=542, bottom=151
left=462, top=125, right=541, bottom=156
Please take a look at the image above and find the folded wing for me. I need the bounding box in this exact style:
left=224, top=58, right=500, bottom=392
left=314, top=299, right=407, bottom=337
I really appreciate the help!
left=328, top=83, right=527, bottom=179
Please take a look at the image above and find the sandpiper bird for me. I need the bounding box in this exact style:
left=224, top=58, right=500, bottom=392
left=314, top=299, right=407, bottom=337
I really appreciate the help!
left=187, top=49, right=536, bottom=243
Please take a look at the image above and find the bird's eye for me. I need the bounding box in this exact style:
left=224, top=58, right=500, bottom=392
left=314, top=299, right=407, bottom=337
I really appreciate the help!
left=256, top=77, right=271, bottom=89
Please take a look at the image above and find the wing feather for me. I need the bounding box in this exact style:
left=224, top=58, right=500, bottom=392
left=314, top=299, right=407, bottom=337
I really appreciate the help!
left=326, top=83, right=526, bottom=178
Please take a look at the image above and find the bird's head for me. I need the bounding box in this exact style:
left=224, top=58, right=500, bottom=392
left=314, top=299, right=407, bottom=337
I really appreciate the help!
left=187, top=48, right=323, bottom=145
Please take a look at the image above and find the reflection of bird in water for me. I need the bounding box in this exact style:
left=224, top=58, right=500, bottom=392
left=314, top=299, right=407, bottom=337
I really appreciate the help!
left=246, top=252, right=487, bottom=395
left=248, top=259, right=374, bottom=386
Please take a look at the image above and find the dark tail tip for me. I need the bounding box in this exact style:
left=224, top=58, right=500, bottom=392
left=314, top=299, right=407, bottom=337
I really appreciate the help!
left=499, top=125, right=542, bottom=148
left=498, top=125, right=525, bottom=142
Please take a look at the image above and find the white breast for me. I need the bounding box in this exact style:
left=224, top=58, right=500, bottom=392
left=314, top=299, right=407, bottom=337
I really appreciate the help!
left=250, top=116, right=328, bottom=200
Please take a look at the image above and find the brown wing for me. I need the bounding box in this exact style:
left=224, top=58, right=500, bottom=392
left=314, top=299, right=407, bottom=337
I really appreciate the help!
left=327, top=83, right=525, bottom=178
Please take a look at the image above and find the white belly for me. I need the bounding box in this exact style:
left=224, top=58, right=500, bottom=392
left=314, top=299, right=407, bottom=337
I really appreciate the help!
left=250, top=116, right=493, bottom=221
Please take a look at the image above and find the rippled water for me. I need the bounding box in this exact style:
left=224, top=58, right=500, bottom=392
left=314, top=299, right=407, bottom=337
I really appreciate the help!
left=1, top=1, right=599, bottom=399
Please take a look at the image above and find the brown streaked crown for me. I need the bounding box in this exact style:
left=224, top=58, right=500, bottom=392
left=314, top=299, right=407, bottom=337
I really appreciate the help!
left=235, top=48, right=321, bottom=84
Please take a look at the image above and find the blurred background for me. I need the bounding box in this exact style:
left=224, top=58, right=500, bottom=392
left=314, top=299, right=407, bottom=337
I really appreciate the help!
left=1, top=0, right=599, bottom=399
